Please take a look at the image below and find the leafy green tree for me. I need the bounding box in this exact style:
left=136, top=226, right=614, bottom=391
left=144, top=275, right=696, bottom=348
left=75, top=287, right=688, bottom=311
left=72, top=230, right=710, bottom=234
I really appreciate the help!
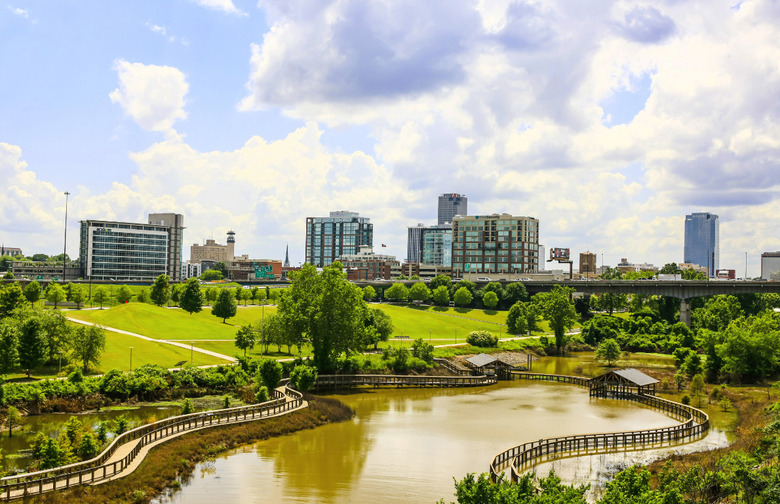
left=682, top=267, right=707, bottom=280
left=71, top=324, right=106, bottom=372
left=277, top=263, right=369, bottom=371
left=199, top=269, right=223, bottom=281
left=181, top=398, right=194, bottom=415
left=682, top=352, right=703, bottom=379
left=40, top=437, right=65, bottom=470
left=0, top=255, right=12, bottom=272
left=136, top=288, right=149, bottom=303
left=180, top=277, right=204, bottom=315
left=482, top=282, right=504, bottom=305
left=116, top=285, right=132, bottom=304
left=92, top=286, right=109, bottom=309
left=453, top=286, right=473, bottom=307
left=70, top=284, right=85, bottom=309
left=6, top=406, right=21, bottom=437
left=240, top=288, right=252, bottom=306
left=213, top=261, right=228, bottom=279
left=432, top=285, right=450, bottom=306
left=533, top=285, right=578, bottom=353
left=409, top=282, right=431, bottom=304
left=718, top=313, right=780, bottom=381
left=0, top=283, right=25, bottom=317
left=596, top=338, right=621, bottom=366
left=428, top=275, right=451, bottom=291
left=599, top=266, right=623, bottom=280
left=363, top=308, right=393, bottom=349
left=235, top=324, right=255, bottom=357
left=3, top=271, right=14, bottom=280
left=289, top=364, right=318, bottom=392
left=504, top=282, right=529, bottom=306
left=255, top=385, right=269, bottom=403
left=257, top=358, right=283, bottom=390
left=507, top=302, right=528, bottom=334
left=385, top=283, right=409, bottom=302
left=205, top=287, right=217, bottom=305
left=363, top=285, right=376, bottom=301
left=45, top=282, right=66, bottom=309
left=690, top=374, right=705, bottom=407
left=39, top=309, right=72, bottom=362
left=18, top=316, right=46, bottom=377
left=482, top=291, right=499, bottom=309
left=212, top=288, right=237, bottom=323
left=447, top=470, right=587, bottom=504
left=150, top=274, right=171, bottom=307
left=23, top=281, right=42, bottom=305
left=170, top=284, right=182, bottom=306
left=660, top=262, right=681, bottom=274
left=63, top=416, right=83, bottom=446
left=411, top=338, right=434, bottom=363
left=0, top=319, right=20, bottom=374
left=451, top=280, right=476, bottom=297
left=592, top=292, right=628, bottom=315
left=254, top=288, right=267, bottom=305
left=693, top=295, right=743, bottom=332
left=77, top=431, right=100, bottom=460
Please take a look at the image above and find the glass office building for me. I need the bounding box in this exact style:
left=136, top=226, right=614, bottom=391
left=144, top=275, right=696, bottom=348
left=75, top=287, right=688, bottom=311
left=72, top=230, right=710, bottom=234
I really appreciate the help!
left=79, top=214, right=184, bottom=281
left=422, top=226, right=452, bottom=266
left=684, top=212, right=719, bottom=277
left=438, top=193, right=467, bottom=226
left=305, top=211, right=373, bottom=268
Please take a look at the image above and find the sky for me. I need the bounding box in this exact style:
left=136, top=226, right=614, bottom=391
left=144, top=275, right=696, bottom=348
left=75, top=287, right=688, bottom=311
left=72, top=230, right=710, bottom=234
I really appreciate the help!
left=1, top=0, right=779, bottom=276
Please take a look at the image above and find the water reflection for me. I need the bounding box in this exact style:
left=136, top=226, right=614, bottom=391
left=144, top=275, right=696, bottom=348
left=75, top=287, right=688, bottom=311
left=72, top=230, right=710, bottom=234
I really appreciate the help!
left=159, top=379, right=711, bottom=504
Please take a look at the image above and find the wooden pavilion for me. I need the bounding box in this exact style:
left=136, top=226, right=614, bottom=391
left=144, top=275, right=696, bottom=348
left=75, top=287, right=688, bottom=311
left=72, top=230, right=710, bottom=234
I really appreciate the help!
left=464, top=353, right=514, bottom=379
left=588, top=368, right=658, bottom=398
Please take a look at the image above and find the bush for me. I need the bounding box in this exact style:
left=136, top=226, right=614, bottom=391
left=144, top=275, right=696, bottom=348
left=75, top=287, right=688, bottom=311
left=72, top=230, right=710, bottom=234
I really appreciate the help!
left=681, top=395, right=691, bottom=405
left=255, top=385, right=269, bottom=403
left=181, top=398, right=194, bottom=415
left=466, top=330, right=498, bottom=348
left=290, top=365, right=318, bottom=392
left=410, top=338, right=434, bottom=363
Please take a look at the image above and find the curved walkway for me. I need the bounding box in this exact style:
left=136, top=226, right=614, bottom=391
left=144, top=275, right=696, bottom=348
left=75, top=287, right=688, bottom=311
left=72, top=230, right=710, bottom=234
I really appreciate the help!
left=0, top=384, right=305, bottom=500
left=488, top=372, right=709, bottom=483
left=66, top=318, right=237, bottom=363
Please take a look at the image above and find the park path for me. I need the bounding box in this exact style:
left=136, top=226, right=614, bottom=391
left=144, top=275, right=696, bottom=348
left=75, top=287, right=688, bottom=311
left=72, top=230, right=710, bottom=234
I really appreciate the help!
left=66, top=318, right=237, bottom=363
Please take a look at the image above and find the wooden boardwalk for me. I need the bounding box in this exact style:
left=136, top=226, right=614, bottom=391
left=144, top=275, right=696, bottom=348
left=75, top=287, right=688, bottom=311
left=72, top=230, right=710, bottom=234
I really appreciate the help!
left=0, top=384, right=306, bottom=501
left=312, top=373, right=496, bottom=391
left=489, top=373, right=710, bottom=483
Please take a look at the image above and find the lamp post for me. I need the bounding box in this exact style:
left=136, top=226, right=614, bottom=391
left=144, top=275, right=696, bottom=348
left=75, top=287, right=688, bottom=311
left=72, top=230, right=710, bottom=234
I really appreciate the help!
left=62, top=191, right=69, bottom=280
left=130, top=347, right=133, bottom=371
left=58, top=352, right=62, bottom=376
left=429, top=329, right=431, bottom=343
left=190, top=342, right=194, bottom=364
left=745, top=252, right=748, bottom=280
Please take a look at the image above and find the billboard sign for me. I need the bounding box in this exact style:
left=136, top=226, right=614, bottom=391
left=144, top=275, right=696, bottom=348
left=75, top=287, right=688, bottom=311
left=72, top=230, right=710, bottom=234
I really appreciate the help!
left=549, top=248, right=570, bottom=261
left=253, top=264, right=274, bottom=279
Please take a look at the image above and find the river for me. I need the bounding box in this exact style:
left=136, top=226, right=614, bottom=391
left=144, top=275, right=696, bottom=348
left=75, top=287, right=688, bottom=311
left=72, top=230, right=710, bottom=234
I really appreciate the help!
left=155, top=376, right=726, bottom=503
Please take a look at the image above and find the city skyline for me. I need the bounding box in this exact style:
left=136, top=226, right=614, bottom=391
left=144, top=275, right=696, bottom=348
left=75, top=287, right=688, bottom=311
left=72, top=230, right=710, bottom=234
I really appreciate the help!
left=2, top=1, right=779, bottom=276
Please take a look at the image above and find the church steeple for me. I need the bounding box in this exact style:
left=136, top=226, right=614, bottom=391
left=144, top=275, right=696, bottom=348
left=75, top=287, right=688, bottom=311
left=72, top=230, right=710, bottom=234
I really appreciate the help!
left=284, top=244, right=290, bottom=268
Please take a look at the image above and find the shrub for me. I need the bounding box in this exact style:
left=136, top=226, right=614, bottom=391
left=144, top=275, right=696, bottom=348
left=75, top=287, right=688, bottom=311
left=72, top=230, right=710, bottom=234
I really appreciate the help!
left=410, top=338, right=434, bottom=363
left=181, top=398, right=194, bottom=415
left=290, top=365, right=318, bottom=392
left=681, top=395, right=691, bottom=405
left=255, top=385, right=269, bottom=403
left=466, top=330, right=498, bottom=348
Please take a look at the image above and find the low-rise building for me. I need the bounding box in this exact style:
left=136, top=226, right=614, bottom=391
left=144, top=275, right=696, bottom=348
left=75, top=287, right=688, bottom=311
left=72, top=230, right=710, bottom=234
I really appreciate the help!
left=10, top=261, right=81, bottom=281
left=225, top=256, right=282, bottom=281
left=340, top=246, right=399, bottom=281
left=761, top=252, right=780, bottom=280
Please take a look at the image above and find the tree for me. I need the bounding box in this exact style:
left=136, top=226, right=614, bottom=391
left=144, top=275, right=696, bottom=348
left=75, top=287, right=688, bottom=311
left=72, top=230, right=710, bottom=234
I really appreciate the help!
left=363, top=285, right=376, bottom=301
left=432, top=285, right=450, bottom=306
left=592, top=292, right=628, bottom=315
left=482, top=282, right=504, bottom=306
left=682, top=267, right=707, bottom=280
left=240, top=288, right=252, bottom=306
left=23, top=281, right=42, bottom=305
left=150, top=274, right=171, bottom=307
left=235, top=324, right=255, bottom=357
left=690, top=374, right=705, bottom=407
left=533, top=285, right=578, bottom=353
left=693, top=295, right=743, bottom=332
left=482, top=291, right=499, bottom=309
left=6, top=406, right=21, bottom=437
left=507, top=303, right=528, bottom=334
left=660, top=262, right=680, bottom=275
left=116, top=285, right=132, bottom=304
left=409, top=282, right=431, bottom=304
left=212, top=261, right=228, bottom=279
left=3, top=271, right=14, bottom=280
left=72, top=324, right=106, bottom=372
left=277, top=263, right=369, bottom=371
left=70, top=284, right=85, bottom=309
left=363, top=308, right=393, bottom=349
left=39, top=309, right=72, bottom=362
left=18, top=316, right=46, bottom=377
left=453, top=287, right=473, bottom=307
left=179, top=278, right=204, bottom=315
left=0, top=319, right=20, bottom=374
left=256, top=358, right=283, bottom=390
left=385, top=283, right=409, bottom=302
left=92, top=286, right=109, bottom=309
left=429, top=275, right=452, bottom=291
left=77, top=431, right=100, bottom=460
left=0, top=282, right=25, bottom=317
left=504, top=282, right=529, bottom=306
left=45, top=282, right=66, bottom=309
left=289, top=364, right=318, bottom=392
left=136, top=288, right=149, bottom=303
left=170, top=284, right=182, bottom=306
left=212, top=288, right=238, bottom=323
left=254, top=288, right=267, bottom=305
left=596, top=338, right=621, bottom=366
left=199, top=269, right=223, bottom=281
left=205, top=287, right=217, bottom=305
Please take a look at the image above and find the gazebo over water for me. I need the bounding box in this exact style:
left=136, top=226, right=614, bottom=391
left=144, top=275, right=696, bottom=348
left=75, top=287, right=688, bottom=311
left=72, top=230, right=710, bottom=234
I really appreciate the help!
left=588, top=368, right=659, bottom=398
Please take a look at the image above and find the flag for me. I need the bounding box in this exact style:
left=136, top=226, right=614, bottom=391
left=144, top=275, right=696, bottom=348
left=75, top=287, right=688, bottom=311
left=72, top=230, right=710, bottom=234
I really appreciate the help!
left=381, top=243, right=386, bottom=247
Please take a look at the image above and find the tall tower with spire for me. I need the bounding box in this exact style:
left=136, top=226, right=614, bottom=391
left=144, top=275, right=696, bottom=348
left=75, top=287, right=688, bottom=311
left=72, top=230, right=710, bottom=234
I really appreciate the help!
left=284, top=244, right=290, bottom=268
left=226, top=230, right=236, bottom=260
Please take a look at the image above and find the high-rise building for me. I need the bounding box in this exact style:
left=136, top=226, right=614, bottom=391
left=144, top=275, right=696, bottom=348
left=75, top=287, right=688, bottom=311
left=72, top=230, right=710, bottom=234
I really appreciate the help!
left=684, top=212, right=719, bottom=277
left=305, top=211, right=373, bottom=268
left=422, top=225, right=452, bottom=267
left=761, top=252, right=780, bottom=280
left=80, top=213, right=184, bottom=281
left=451, top=213, right=539, bottom=277
left=438, top=193, right=467, bottom=226
left=579, top=251, right=597, bottom=275
left=406, top=224, right=425, bottom=263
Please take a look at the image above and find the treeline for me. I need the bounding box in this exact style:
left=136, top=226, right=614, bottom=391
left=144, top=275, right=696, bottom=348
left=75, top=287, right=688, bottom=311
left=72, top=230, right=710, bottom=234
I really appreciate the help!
left=380, top=277, right=530, bottom=310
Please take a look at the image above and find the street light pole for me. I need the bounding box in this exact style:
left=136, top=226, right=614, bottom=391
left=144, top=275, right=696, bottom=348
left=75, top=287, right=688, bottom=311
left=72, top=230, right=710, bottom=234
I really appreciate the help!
left=190, top=342, right=194, bottom=364
left=130, top=347, right=133, bottom=371
left=62, top=191, right=69, bottom=280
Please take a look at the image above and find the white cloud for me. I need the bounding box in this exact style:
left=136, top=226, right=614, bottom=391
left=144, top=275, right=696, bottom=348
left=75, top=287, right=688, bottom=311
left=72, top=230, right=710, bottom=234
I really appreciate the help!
left=193, top=0, right=245, bottom=15
left=7, top=5, right=29, bottom=18
left=109, top=59, right=189, bottom=135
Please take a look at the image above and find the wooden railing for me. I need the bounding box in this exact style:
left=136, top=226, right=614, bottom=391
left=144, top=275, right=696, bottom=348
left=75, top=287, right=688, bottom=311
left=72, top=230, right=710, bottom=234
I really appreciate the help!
left=0, top=384, right=305, bottom=501
left=433, top=358, right=473, bottom=376
left=489, top=384, right=709, bottom=484
left=507, top=371, right=591, bottom=387
left=313, top=373, right=496, bottom=391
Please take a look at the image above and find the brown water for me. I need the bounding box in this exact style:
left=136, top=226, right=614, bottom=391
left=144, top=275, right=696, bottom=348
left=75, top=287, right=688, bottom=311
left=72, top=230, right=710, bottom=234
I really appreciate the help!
left=156, top=377, right=720, bottom=504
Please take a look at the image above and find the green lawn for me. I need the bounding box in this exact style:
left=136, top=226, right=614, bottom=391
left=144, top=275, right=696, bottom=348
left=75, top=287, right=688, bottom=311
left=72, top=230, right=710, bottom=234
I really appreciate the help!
left=66, top=303, right=276, bottom=341
left=372, top=304, right=511, bottom=341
